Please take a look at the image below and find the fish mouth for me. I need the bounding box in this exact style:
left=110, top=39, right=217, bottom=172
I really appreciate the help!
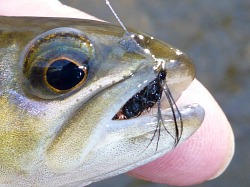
left=112, top=71, right=166, bottom=120
left=111, top=70, right=185, bottom=146
left=112, top=70, right=180, bottom=123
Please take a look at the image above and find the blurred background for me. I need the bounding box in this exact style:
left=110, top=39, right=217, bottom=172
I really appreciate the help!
left=61, top=1, right=250, bottom=186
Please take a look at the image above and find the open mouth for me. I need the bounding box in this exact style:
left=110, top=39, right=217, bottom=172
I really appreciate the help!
left=112, top=70, right=185, bottom=147
left=112, top=71, right=166, bottom=120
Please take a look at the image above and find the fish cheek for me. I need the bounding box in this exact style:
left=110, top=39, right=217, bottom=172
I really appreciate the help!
left=0, top=97, right=45, bottom=176
left=45, top=94, right=108, bottom=173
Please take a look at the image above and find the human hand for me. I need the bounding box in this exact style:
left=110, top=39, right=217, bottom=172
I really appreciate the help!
left=0, top=0, right=234, bottom=186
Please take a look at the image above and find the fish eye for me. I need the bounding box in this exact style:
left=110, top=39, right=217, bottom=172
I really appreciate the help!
left=21, top=28, right=94, bottom=99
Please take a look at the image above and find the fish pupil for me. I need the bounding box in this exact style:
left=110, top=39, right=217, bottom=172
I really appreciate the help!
left=113, top=71, right=166, bottom=120
left=46, top=59, right=86, bottom=90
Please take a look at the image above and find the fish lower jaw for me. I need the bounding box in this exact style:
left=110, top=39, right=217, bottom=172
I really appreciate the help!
left=107, top=103, right=204, bottom=144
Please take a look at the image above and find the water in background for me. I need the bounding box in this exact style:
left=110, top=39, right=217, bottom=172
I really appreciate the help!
left=61, top=1, right=250, bottom=186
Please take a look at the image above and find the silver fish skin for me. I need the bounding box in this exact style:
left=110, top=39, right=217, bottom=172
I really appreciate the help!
left=0, top=16, right=204, bottom=186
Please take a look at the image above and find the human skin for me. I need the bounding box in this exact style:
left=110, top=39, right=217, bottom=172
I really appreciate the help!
left=0, top=0, right=235, bottom=186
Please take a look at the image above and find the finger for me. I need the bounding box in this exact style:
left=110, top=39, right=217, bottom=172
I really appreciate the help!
left=128, top=79, right=234, bottom=186
left=0, top=0, right=98, bottom=20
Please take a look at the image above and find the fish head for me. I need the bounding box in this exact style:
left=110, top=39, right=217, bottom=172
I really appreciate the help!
left=0, top=17, right=204, bottom=186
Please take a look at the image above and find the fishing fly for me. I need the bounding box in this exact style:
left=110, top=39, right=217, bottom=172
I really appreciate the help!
left=107, top=0, right=183, bottom=150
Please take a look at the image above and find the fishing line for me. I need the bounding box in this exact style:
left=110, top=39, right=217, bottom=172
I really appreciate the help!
left=105, top=0, right=128, bottom=34
left=163, top=84, right=183, bottom=145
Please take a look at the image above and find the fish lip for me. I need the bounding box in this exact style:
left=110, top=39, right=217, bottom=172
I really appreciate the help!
left=106, top=103, right=205, bottom=140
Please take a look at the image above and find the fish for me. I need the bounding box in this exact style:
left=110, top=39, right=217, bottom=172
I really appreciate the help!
left=0, top=16, right=205, bottom=186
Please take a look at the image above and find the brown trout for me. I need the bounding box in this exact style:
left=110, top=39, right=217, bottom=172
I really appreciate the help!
left=0, top=16, right=204, bottom=186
